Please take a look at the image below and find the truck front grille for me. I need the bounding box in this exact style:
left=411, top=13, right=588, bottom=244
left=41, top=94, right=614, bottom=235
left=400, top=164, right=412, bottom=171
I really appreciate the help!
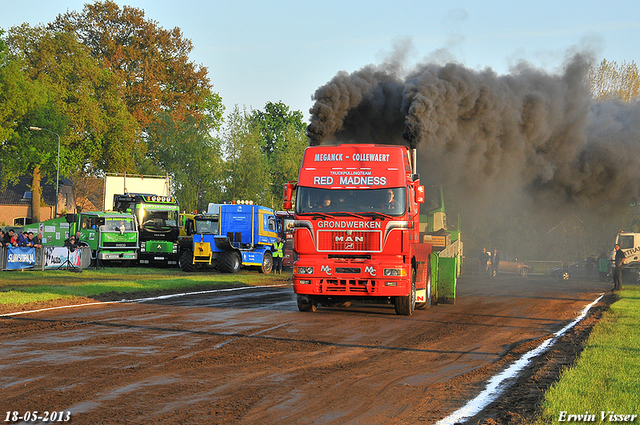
left=323, top=279, right=377, bottom=293
left=335, top=267, right=361, bottom=273
left=317, top=230, right=381, bottom=252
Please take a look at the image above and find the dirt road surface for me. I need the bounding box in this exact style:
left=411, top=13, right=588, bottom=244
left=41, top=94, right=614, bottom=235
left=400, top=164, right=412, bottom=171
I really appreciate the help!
left=0, top=275, right=613, bottom=424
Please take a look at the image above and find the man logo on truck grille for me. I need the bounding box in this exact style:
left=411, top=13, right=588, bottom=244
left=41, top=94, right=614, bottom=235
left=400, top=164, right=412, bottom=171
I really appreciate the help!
left=365, top=266, right=377, bottom=276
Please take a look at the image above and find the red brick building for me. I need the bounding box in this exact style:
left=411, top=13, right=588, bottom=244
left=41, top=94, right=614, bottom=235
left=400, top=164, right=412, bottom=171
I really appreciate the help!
left=0, top=177, right=76, bottom=227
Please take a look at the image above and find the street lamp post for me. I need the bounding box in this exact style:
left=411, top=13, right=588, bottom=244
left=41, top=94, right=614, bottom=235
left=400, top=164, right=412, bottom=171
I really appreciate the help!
left=29, top=126, right=61, bottom=218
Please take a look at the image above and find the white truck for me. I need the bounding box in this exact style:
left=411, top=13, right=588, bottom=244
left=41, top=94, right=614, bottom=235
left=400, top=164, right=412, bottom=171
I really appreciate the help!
left=614, top=232, right=640, bottom=280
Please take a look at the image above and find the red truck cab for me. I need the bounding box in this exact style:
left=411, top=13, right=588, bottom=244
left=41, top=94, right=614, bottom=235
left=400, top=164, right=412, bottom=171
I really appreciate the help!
left=284, top=144, right=432, bottom=315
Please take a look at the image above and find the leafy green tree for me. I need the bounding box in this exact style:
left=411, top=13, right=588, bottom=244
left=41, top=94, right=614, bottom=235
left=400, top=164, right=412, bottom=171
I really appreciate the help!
left=220, top=106, right=272, bottom=206
left=249, top=101, right=307, bottom=206
left=147, top=93, right=225, bottom=212
left=0, top=30, right=65, bottom=221
left=3, top=24, right=140, bottom=219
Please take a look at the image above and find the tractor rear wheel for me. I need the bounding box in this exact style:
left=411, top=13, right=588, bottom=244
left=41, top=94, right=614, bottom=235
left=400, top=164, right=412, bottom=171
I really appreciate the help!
left=179, top=251, right=196, bottom=272
left=219, top=251, right=241, bottom=273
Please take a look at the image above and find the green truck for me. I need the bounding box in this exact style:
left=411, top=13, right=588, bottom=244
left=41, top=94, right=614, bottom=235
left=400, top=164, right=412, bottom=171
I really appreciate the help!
left=113, top=194, right=180, bottom=266
left=25, top=211, right=139, bottom=265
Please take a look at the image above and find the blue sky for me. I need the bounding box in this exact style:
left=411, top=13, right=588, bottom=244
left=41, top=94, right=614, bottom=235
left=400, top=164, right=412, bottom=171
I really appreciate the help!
left=1, top=0, right=639, bottom=121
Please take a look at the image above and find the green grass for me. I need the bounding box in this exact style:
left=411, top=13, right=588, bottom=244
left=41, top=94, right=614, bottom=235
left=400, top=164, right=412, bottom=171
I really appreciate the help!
left=0, top=267, right=288, bottom=307
left=532, top=286, right=640, bottom=423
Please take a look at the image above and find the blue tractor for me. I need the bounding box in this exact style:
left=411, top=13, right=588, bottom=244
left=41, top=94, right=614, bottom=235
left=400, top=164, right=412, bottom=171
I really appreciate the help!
left=180, top=203, right=280, bottom=273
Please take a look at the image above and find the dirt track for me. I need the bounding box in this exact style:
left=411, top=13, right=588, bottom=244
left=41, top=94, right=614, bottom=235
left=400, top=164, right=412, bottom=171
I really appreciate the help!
left=0, top=275, right=613, bottom=424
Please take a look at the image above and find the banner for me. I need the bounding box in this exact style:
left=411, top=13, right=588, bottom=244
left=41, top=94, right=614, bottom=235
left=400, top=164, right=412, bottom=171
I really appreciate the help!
left=43, top=246, right=82, bottom=269
left=6, top=247, right=37, bottom=270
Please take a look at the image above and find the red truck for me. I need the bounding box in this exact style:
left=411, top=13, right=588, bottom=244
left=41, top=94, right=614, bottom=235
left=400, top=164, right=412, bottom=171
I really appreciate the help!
left=283, top=144, right=459, bottom=315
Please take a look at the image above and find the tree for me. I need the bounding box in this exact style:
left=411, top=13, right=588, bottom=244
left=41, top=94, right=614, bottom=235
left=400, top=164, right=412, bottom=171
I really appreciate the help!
left=51, top=0, right=212, bottom=130
left=0, top=30, right=64, bottom=222
left=147, top=93, right=226, bottom=212
left=3, top=24, right=140, bottom=219
left=249, top=101, right=307, bottom=206
left=220, top=106, right=272, bottom=206
left=588, top=59, right=640, bottom=102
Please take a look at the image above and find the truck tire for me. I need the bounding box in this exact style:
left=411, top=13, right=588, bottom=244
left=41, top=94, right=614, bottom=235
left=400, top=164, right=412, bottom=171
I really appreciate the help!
left=219, top=251, right=241, bottom=273
left=395, top=278, right=416, bottom=316
left=297, top=294, right=317, bottom=312
left=416, top=267, right=431, bottom=310
left=260, top=251, right=273, bottom=274
left=180, top=251, right=196, bottom=272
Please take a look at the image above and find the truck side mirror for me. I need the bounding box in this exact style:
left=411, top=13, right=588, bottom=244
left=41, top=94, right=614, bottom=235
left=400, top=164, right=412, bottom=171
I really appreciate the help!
left=416, top=185, right=425, bottom=203
left=283, top=181, right=296, bottom=210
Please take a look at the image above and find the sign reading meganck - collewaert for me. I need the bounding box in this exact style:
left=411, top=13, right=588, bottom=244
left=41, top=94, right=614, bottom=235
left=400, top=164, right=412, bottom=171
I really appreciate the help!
left=300, top=146, right=410, bottom=188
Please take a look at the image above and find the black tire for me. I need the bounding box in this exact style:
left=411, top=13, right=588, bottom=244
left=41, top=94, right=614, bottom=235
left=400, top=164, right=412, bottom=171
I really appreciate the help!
left=416, top=267, right=431, bottom=310
left=297, top=294, right=317, bottom=312
left=261, top=251, right=273, bottom=274
left=219, top=251, right=241, bottom=273
left=519, top=266, right=530, bottom=278
left=395, top=277, right=416, bottom=316
left=180, top=251, right=196, bottom=272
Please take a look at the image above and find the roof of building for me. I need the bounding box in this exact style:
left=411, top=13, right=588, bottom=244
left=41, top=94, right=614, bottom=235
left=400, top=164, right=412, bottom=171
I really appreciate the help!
left=0, top=176, right=73, bottom=206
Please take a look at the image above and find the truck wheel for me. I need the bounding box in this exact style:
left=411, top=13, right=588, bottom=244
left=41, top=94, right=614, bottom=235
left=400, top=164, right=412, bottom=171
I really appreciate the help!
left=416, top=268, right=431, bottom=310
left=219, top=251, right=241, bottom=273
left=260, top=251, right=273, bottom=274
left=180, top=251, right=196, bottom=272
left=297, top=294, right=317, bottom=312
left=395, top=278, right=415, bottom=316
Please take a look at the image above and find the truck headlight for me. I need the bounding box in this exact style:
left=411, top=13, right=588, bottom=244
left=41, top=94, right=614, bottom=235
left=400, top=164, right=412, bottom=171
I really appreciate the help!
left=294, top=266, right=314, bottom=274
left=383, top=268, right=406, bottom=276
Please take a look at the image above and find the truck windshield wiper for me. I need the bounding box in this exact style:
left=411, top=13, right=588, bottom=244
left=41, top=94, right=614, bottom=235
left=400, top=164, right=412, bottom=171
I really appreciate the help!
left=332, top=211, right=368, bottom=220
left=368, top=212, right=395, bottom=220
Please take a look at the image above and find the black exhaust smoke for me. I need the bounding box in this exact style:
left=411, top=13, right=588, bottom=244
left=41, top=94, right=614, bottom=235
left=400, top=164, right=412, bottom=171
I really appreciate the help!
left=307, top=51, right=640, bottom=215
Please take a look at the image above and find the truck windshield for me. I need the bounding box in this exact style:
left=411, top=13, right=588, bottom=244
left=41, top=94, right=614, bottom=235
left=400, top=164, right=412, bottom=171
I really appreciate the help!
left=139, top=209, right=179, bottom=230
left=195, top=219, right=219, bottom=234
left=102, top=217, right=135, bottom=231
left=296, top=187, right=406, bottom=216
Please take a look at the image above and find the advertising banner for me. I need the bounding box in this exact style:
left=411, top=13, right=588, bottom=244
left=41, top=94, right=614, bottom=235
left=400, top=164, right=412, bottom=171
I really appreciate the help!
left=43, top=246, right=82, bottom=269
left=6, top=247, right=37, bottom=270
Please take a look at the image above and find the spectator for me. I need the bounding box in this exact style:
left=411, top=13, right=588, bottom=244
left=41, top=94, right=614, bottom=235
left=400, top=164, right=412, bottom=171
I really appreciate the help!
left=32, top=232, right=43, bottom=249
left=9, top=231, right=18, bottom=247
left=64, top=235, right=78, bottom=252
left=0, top=230, right=5, bottom=246
left=24, top=232, right=35, bottom=247
left=74, top=231, right=89, bottom=247
left=613, top=244, right=625, bottom=291
left=17, top=231, right=29, bottom=247
left=492, top=249, right=501, bottom=277
left=4, top=229, right=15, bottom=247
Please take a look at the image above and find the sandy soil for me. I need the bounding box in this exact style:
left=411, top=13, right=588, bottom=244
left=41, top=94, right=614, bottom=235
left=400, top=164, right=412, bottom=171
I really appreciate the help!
left=0, top=275, right=613, bottom=424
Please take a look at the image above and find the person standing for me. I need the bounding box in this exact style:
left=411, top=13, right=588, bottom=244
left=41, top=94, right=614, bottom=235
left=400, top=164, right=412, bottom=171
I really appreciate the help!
left=492, top=249, right=501, bottom=277
left=613, top=244, right=626, bottom=291
left=272, top=236, right=284, bottom=275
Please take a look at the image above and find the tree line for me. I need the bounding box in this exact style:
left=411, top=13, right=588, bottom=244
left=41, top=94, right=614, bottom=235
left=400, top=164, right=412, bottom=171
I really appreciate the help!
left=0, top=0, right=307, bottom=219
left=1, top=0, right=638, bottom=223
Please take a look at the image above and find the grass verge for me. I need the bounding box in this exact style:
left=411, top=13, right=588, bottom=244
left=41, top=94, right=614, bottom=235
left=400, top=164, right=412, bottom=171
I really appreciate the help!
left=532, top=286, right=640, bottom=423
left=0, top=267, right=289, bottom=309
